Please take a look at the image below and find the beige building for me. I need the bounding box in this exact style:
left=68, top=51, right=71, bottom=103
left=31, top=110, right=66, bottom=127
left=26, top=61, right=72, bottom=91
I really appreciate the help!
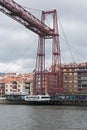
left=0, top=73, right=33, bottom=95
left=62, top=63, right=78, bottom=94
left=5, top=81, right=27, bottom=95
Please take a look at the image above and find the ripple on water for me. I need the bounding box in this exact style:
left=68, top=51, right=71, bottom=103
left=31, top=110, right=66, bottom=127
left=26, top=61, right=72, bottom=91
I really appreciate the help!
left=0, top=105, right=87, bottom=130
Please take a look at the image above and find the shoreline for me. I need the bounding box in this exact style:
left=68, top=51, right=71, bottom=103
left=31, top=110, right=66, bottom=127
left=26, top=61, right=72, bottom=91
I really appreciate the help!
left=0, top=98, right=87, bottom=106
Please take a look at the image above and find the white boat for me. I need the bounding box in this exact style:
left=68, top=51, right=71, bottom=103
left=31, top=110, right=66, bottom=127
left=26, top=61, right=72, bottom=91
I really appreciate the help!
left=24, top=94, right=50, bottom=102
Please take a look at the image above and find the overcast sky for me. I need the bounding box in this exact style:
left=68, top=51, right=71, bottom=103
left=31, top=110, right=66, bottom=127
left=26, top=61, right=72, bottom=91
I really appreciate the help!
left=0, top=0, right=87, bottom=73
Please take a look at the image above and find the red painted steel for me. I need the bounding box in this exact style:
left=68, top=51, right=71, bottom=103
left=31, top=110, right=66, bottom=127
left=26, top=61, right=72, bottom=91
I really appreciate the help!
left=34, top=10, right=63, bottom=95
left=0, top=0, right=63, bottom=95
left=0, top=0, right=53, bottom=36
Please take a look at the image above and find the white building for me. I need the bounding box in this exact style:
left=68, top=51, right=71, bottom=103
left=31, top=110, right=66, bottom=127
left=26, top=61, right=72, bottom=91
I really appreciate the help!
left=5, top=80, right=29, bottom=95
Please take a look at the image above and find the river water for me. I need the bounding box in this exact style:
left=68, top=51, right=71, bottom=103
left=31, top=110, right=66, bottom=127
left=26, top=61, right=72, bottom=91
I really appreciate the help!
left=0, top=105, right=87, bottom=130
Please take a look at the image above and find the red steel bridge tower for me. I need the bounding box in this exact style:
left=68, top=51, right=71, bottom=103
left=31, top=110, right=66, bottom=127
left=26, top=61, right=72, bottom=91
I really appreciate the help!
left=0, top=0, right=63, bottom=95
left=34, top=10, right=63, bottom=95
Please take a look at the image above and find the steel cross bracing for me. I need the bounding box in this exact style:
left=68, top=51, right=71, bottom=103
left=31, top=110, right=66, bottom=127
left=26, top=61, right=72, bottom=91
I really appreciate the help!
left=0, top=0, right=63, bottom=95
left=0, top=0, right=54, bottom=37
left=34, top=10, right=63, bottom=95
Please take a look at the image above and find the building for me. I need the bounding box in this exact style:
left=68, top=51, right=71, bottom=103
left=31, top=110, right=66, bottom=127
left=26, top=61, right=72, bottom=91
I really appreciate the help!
left=0, top=73, right=33, bottom=95
left=0, top=83, right=5, bottom=96
left=1, top=62, right=87, bottom=96
left=62, top=63, right=78, bottom=94
left=78, top=64, right=87, bottom=94
left=5, top=80, right=26, bottom=95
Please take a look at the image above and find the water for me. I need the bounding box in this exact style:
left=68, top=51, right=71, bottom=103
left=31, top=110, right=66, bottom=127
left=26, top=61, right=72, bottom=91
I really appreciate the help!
left=0, top=105, right=87, bottom=130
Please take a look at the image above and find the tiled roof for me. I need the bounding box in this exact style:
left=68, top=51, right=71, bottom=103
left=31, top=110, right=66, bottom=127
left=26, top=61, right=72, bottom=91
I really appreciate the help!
left=0, top=73, right=33, bottom=83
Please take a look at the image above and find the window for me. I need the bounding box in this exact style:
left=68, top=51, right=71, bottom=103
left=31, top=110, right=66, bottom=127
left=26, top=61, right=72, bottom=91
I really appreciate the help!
left=10, top=89, right=12, bottom=92
left=6, top=89, right=8, bottom=92
left=74, top=73, right=77, bottom=75
left=81, top=77, right=87, bottom=80
left=18, top=89, right=20, bottom=92
left=82, top=85, right=86, bottom=87
left=69, top=73, right=72, bottom=75
left=78, top=88, right=81, bottom=91
left=81, top=81, right=87, bottom=84
left=64, top=76, right=68, bottom=80
left=63, top=69, right=66, bottom=71
left=13, top=84, right=17, bottom=89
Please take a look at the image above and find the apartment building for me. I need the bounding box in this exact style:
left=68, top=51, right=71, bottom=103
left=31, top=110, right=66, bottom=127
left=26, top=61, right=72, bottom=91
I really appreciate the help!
left=0, top=83, right=5, bottom=96
left=78, top=63, right=87, bottom=94
left=5, top=80, right=23, bottom=94
left=62, top=63, right=78, bottom=94
left=0, top=73, right=33, bottom=95
left=0, top=63, right=87, bottom=96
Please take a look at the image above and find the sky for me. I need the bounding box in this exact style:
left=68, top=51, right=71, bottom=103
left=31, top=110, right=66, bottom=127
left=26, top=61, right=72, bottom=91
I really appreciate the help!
left=0, top=0, right=87, bottom=73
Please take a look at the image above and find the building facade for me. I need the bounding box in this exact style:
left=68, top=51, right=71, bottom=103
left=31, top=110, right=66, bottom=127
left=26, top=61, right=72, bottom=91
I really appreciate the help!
left=0, top=83, right=5, bottom=96
left=5, top=81, right=26, bottom=95
left=0, top=73, right=33, bottom=96
left=62, top=64, right=78, bottom=94
left=78, top=65, right=87, bottom=94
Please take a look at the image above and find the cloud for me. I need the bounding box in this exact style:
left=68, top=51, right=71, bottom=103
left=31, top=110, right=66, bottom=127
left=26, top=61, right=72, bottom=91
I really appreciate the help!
left=0, top=0, right=87, bottom=72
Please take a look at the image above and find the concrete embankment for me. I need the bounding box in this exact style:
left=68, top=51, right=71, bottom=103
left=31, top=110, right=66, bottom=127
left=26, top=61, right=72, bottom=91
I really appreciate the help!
left=50, top=99, right=87, bottom=106
left=0, top=98, right=7, bottom=104
left=0, top=98, right=27, bottom=105
left=0, top=98, right=87, bottom=106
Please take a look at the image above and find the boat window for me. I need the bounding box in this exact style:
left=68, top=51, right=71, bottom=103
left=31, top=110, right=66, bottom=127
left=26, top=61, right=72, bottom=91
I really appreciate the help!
left=41, top=97, right=50, bottom=98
